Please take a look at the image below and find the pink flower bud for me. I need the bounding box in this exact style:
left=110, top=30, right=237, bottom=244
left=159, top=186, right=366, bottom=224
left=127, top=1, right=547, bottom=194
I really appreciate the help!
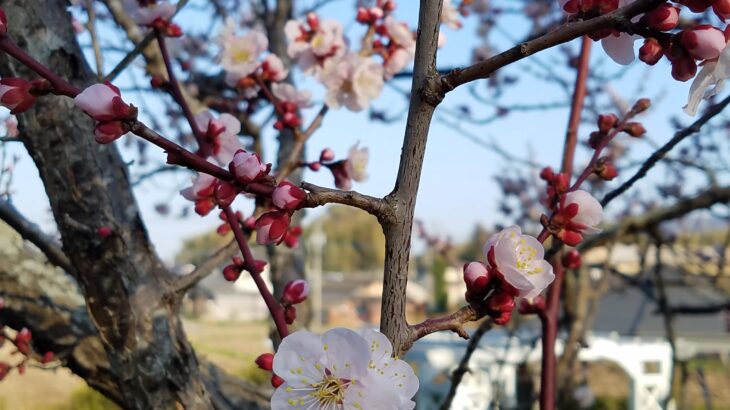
left=272, top=182, right=306, bottom=210
left=306, top=13, right=319, bottom=30
left=319, top=148, right=335, bottom=162
left=255, top=353, right=274, bottom=371
left=595, top=160, right=618, bottom=181
left=463, top=262, right=489, bottom=293
left=681, top=25, right=726, bottom=61
left=271, top=374, right=285, bottom=388
left=97, top=226, right=112, bottom=238
left=368, top=7, right=384, bottom=20
left=487, top=291, right=516, bottom=313
left=493, top=310, right=512, bottom=325
left=74, top=82, right=135, bottom=122
left=639, top=38, right=664, bottom=65
left=645, top=4, right=679, bottom=31
left=0, top=78, right=35, bottom=114
left=539, top=167, right=554, bottom=181
left=622, top=122, right=646, bottom=137
left=562, top=249, right=582, bottom=269
left=94, top=121, right=128, bottom=144
left=282, top=279, right=310, bottom=306
left=284, top=306, right=297, bottom=324
left=309, top=162, right=322, bottom=171
left=356, top=7, right=371, bottom=23
left=214, top=181, right=238, bottom=208
left=230, top=149, right=268, bottom=184
left=41, top=351, right=55, bottom=364
left=255, top=211, right=291, bottom=245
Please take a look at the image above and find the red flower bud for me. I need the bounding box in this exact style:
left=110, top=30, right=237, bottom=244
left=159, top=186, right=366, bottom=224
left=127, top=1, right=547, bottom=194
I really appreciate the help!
left=639, top=38, right=664, bottom=66
left=597, top=114, right=618, bottom=133
left=97, top=226, right=112, bottom=238
left=463, top=262, right=489, bottom=294
left=214, top=181, right=238, bottom=208
left=595, top=157, right=618, bottom=181
left=319, top=148, right=335, bottom=162
left=552, top=173, right=569, bottom=195
left=255, top=353, right=274, bottom=371
left=644, top=3, right=679, bottom=31
left=487, top=291, right=516, bottom=313
left=271, top=374, right=285, bottom=388
left=222, top=264, right=243, bottom=282
left=622, top=122, right=646, bottom=137
left=94, top=121, right=128, bottom=144
left=539, top=167, right=554, bottom=181
left=284, top=306, right=297, bottom=324
left=41, top=351, right=55, bottom=364
left=0, top=78, right=36, bottom=115
left=557, top=229, right=583, bottom=247
left=562, top=249, right=582, bottom=269
left=493, top=310, right=513, bottom=325
left=633, top=98, right=651, bottom=113
left=255, top=211, right=291, bottom=245
left=272, top=181, right=306, bottom=210
left=671, top=57, right=697, bottom=82
left=282, top=279, right=310, bottom=306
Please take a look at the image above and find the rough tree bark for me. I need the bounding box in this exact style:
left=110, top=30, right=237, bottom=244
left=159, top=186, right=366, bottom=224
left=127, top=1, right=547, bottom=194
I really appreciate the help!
left=0, top=1, right=263, bottom=408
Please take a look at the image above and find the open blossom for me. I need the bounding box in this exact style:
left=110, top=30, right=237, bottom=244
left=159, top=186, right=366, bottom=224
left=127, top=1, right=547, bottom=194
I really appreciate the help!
left=125, top=0, right=176, bottom=26
left=218, top=19, right=269, bottom=77
left=684, top=43, right=730, bottom=115
left=271, top=83, right=312, bottom=109
left=180, top=172, right=217, bottom=216
left=74, top=82, right=135, bottom=122
left=261, top=54, right=289, bottom=82
left=382, top=17, right=416, bottom=78
left=272, top=328, right=418, bottom=410
left=483, top=226, right=555, bottom=300
left=322, top=54, right=384, bottom=111
left=554, top=190, right=603, bottom=246
left=441, top=0, right=462, bottom=29
left=330, top=143, right=369, bottom=190
left=255, top=211, right=291, bottom=245
left=285, top=15, right=346, bottom=75
left=194, top=111, right=243, bottom=166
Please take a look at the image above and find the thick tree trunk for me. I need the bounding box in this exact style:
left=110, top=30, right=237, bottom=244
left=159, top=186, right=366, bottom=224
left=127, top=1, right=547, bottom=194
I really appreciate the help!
left=0, top=1, right=208, bottom=408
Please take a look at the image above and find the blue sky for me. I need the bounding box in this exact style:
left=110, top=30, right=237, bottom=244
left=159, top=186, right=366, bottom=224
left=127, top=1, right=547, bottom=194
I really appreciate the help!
left=1, top=0, right=714, bottom=262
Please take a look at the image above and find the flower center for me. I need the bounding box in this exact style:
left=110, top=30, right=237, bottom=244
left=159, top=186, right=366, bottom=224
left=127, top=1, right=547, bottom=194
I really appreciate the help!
left=310, top=373, right=349, bottom=406
left=515, top=239, right=543, bottom=276
left=231, top=47, right=251, bottom=64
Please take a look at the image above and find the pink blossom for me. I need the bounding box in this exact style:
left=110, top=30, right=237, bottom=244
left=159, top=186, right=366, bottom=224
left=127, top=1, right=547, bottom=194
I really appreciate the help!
left=554, top=190, right=603, bottom=246
left=126, top=0, right=176, bottom=26
left=284, top=16, right=346, bottom=76
left=322, top=54, right=384, bottom=111
left=230, top=149, right=268, bottom=184
left=383, top=17, right=415, bottom=52
left=255, top=211, right=291, bottom=245
left=261, top=54, right=288, bottom=82
left=74, top=82, right=134, bottom=122
left=0, top=78, right=35, bottom=115
left=194, top=111, right=243, bottom=166
left=483, top=226, right=555, bottom=299
left=218, top=19, right=269, bottom=77
left=463, top=261, right=489, bottom=293
left=272, top=181, right=306, bottom=210
left=271, top=83, right=312, bottom=108
left=180, top=172, right=218, bottom=216
left=281, top=279, right=310, bottom=305
left=681, top=25, right=727, bottom=61
left=441, top=0, right=462, bottom=29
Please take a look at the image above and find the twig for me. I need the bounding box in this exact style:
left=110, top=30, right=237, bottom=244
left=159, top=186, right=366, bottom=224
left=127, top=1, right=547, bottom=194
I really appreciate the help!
left=173, top=239, right=238, bottom=294
left=84, top=0, right=104, bottom=80
left=300, top=181, right=391, bottom=220
left=601, top=94, right=730, bottom=206
left=439, top=319, right=494, bottom=410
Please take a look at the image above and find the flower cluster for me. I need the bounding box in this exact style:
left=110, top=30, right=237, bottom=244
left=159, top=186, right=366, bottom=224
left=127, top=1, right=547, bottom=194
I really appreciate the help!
left=264, top=328, right=419, bottom=409
left=463, top=226, right=555, bottom=324
left=124, top=0, right=181, bottom=36
left=303, top=144, right=370, bottom=191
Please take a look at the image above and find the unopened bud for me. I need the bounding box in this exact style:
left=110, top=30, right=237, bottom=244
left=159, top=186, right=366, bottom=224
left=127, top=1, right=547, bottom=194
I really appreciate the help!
left=539, top=167, right=554, bottom=181
left=319, top=148, right=335, bottom=162
left=632, top=98, right=651, bottom=113
left=281, top=279, right=310, bottom=306
left=594, top=157, right=618, bottom=181
left=487, top=291, right=516, bottom=313
left=222, top=264, right=242, bottom=282
left=271, top=374, right=285, bottom=388
left=597, top=114, right=618, bottom=133
left=622, top=122, right=646, bottom=137
left=255, top=353, right=274, bottom=371
left=552, top=173, right=569, bottom=194
left=562, top=249, right=582, bottom=269
left=639, top=38, right=663, bottom=66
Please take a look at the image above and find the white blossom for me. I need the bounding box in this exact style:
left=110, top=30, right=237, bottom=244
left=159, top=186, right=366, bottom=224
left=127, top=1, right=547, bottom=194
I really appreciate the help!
left=684, top=44, right=730, bottom=116
left=272, top=83, right=312, bottom=109
left=346, top=143, right=369, bottom=182
left=322, top=54, right=384, bottom=111
left=271, top=328, right=418, bottom=410
left=483, top=226, right=554, bottom=299
left=193, top=111, right=243, bottom=166
left=218, top=19, right=268, bottom=77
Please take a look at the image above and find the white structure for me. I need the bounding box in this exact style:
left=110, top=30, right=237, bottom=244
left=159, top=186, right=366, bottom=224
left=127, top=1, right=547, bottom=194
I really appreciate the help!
left=406, top=330, right=675, bottom=410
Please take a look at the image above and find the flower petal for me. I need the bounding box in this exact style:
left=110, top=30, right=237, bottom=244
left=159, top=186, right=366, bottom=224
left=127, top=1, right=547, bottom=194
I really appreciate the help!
left=601, top=33, right=636, bottom=65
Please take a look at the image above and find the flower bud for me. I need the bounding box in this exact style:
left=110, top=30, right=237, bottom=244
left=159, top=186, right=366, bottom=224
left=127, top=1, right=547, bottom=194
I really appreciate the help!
left=539, top=167, right=554, bottom=181
left=622, top=122, right=646, bottom=137
left=284, top=306, right=297, bottom=324
left=306, top=13, right=319, bottom=30
left=463, top=262, right=489, bottom=293
left=309, top=162, right=322, bottom=171
left=255, top=353, right=274, bottom=371
left=597, top=114, right=618, bottom=133
left=97, top=226, right=112, bottom=238
left=493, top=309, right=513, bottom=325
left=562, top=249, right=582, bottom=269
left=0, top=78, right=36, bottom=115
left=713, top=0, right=730, bottom=19
left=74, top=82, right=136, bottom=122
left=519, top=296, right=546, bottom=314
left=557, top=229, right=583, bottom=247
left=632, top=98, right=651, bottom=113
left=255, top=211, right=291, bottom=245
left=681, top=25, right=726, bottom=61
left=93, top=121, right=128, bottom=144
left=356, top=7, right=371, bottom=23
left=639, top=38, right=664, bottom=66
left=645, top=4, right=679, bottom=31
left=671, top=56, right=697, bottom=82
left=214, top=181, right=238, bottom=208
left=487, top=291, right=516, bottom=313
left=271, top=374, right=285, bottom=388
left=552, top=173, right=569, bottom=194
left=281, top=279, right=310, bottom=306
left=319, top=148, right=335, bottom=162
left=594, top=157, right=618, bottom=180
left=222, top=264, right=243, bottom=282
left=588, top=132, right=604, bottom=149
left=231, top=149, right=268, bottom=184
left=272, top=181, right=307, bottom=210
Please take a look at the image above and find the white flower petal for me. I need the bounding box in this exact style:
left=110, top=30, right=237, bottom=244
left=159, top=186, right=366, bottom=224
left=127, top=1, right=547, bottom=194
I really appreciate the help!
left=601, top=33, right=636, bottom=65
left=273, top=331, right=326, bottom=387
left=321, top=328, right=369, bottom=379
